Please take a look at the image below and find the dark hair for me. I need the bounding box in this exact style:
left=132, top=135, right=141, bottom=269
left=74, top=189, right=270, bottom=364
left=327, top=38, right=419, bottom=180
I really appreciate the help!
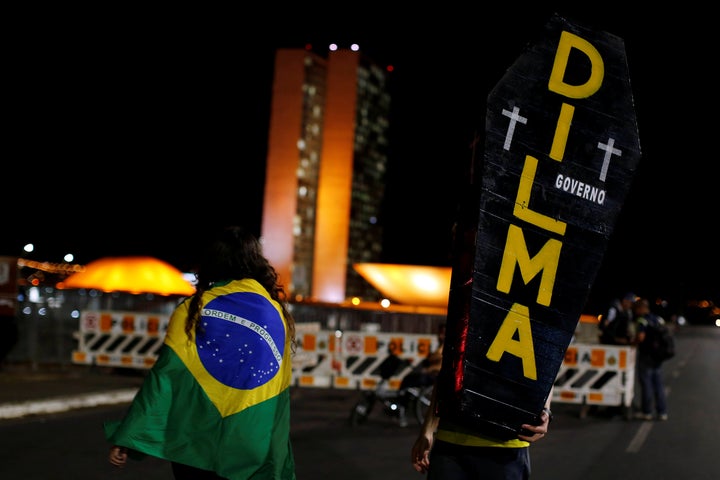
left=184, top=225, right=295, bottom=351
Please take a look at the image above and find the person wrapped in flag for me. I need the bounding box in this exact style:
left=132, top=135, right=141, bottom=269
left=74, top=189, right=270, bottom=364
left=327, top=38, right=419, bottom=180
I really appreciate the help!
left=106, top=225, right=297, bottom=480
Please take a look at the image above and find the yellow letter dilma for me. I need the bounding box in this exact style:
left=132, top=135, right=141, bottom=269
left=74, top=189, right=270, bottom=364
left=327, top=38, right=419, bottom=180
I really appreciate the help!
left=548, top=30, right=604, bottom=99
left=486, top=302, right=537, bottom=380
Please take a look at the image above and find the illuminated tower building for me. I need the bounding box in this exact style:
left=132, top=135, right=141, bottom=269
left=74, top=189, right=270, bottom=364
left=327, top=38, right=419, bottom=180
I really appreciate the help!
left=261, top=45, right=391, bottom=304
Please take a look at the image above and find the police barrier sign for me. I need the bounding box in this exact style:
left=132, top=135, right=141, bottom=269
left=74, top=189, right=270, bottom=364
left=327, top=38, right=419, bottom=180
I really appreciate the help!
left=71, top=312, right=635, bottom=408
left=439, top=14, right=641, bottom=439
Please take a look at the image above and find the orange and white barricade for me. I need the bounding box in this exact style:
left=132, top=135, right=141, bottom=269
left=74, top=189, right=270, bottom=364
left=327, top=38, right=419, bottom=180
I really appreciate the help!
left=72, top=310, right=168, bottom=369
left=552, top=343, right=636, bottom=413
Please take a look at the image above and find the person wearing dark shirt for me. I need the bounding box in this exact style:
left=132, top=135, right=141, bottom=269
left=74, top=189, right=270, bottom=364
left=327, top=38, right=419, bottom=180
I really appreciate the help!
left=599, top=292, right=636, bottom=345
left=633, top=297, right=669, bottom=421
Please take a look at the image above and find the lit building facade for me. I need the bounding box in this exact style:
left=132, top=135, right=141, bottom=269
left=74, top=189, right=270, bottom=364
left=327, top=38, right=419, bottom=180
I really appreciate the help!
left=261, top=46, right=391, bottom=304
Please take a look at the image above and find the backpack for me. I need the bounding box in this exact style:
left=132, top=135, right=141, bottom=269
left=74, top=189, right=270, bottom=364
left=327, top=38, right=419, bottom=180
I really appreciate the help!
left=644, top=320, right=675, bottom=363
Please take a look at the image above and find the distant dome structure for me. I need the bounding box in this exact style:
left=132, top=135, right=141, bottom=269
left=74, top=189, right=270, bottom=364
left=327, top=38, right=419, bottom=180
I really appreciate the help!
left=353, top=263, right=452, bottom=308
left=60, top=256, right=195, bottom=296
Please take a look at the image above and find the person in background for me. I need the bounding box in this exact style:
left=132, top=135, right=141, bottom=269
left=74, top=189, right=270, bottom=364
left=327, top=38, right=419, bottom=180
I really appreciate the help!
left=397, top=322, right=445, bottom=427
left=410, top=382, right=552, bottom=479
left=632, top=297, right=669, bottom=421
left=593, top=292, right=637, bottom=417
left=106, top=225, right=297, bottom=480
left=400, top=323, right=445, bottom=387
left=599, top=292, right=636, bottom=345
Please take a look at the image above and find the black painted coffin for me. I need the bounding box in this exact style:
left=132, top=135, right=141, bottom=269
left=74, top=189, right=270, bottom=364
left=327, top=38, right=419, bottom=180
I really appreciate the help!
left=437, top=13, right=641, bottom=440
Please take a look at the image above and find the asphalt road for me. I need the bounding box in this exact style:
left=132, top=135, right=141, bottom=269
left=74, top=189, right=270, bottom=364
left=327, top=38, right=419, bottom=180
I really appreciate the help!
left=1, top=325, right=717, bottom=480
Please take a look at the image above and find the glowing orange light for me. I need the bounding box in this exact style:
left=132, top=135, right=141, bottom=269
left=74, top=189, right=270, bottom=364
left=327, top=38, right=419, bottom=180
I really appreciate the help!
left=61, top=256, right=195, bottom=296
left=353, top=263, right=452, bottom=308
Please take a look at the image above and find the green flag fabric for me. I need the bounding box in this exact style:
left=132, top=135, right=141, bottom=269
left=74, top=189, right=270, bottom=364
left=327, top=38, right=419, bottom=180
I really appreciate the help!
left=105, top=278, right=296, bottom=479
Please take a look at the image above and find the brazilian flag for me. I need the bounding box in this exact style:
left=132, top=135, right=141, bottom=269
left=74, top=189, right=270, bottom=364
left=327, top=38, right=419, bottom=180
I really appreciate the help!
left=105, top=278, right=295, bottom=480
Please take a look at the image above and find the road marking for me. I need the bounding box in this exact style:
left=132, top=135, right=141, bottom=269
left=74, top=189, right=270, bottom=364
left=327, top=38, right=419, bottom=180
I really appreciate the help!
left=0, top=389, right=138, bottom=419
left=626, top=420, right=653, bottom=452
left=626, top=386, right=672, bottom=452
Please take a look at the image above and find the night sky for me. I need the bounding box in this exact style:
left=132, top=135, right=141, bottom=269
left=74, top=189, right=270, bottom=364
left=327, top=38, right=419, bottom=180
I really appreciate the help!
left=4, top=6, right=717, bottom=315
